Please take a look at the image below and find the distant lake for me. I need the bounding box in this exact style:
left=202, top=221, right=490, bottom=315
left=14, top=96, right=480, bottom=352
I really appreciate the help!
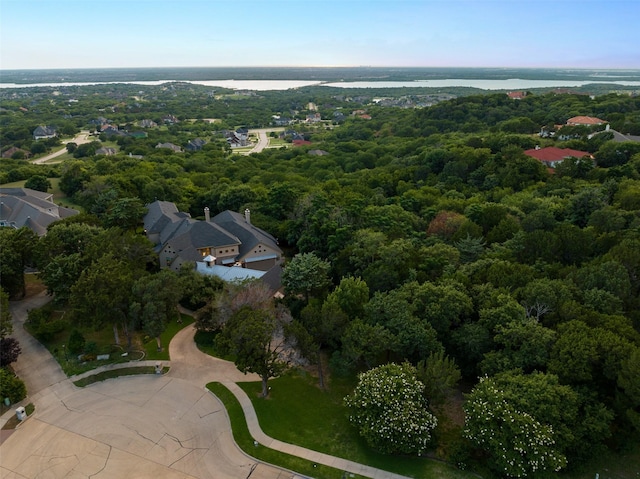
left=1, top=78, right=640, bottom=91
left=323, top=79, right=640, bottom=89
left=0, top=80, right=323, bottom=91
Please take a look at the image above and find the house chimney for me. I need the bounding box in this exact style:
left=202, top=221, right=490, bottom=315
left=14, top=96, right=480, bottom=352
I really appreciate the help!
left=204, top=254, right=216, bottom=267
left=204, top=207, right=210, bottom=222
left=244, top=208, right=251, bottom=224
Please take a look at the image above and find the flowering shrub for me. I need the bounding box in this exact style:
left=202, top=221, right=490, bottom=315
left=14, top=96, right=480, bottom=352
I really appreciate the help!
left=344, top=362, right=437, bottom=455
left=464, top=376, right=567, bottom=477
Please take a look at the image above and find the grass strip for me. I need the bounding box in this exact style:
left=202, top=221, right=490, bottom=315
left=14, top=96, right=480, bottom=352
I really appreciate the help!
left=2, top=403, right=35, bottom=430
left=73, top=366, right=168, bottom=387
left=238, top=373, right=478, bottom=479
left=207, top=382, right=366, bottom=479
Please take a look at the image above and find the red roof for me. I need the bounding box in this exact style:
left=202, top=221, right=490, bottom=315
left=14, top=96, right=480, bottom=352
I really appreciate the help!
left=292, top=139, right=311, bottom=146
left=507, top=91, right=527, bottom=99
left=567, top=116, right=606, bottom=126
left=524, top=146, right=591, bottom=163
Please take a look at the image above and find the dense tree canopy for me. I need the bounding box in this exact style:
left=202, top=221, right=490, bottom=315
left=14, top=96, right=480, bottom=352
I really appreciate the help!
left=3, top=82, right=640, bottom=471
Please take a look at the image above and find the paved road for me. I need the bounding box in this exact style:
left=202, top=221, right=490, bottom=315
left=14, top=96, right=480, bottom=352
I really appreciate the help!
left=244, top=128, right=284, bottom=155
left=1, top=296, right=412, bottom=479
left=0, top=297, right=288, bottom=479
left=31, top=131, right=92, bottom=164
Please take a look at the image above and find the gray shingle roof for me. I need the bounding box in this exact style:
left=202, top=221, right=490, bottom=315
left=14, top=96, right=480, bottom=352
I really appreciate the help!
left=0, top=187, right=78, bottom=235
left=211, top=210, right=280, bottom=258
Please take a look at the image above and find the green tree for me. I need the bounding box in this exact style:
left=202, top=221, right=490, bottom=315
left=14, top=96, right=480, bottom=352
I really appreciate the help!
left=216, top=305, right=288, bottom=397
left=0, top=368, right=26, bottom=404
left=480, top=318, right=556, bottom=375
left=39, top=253, right=90, bottom=304
left=282, top=252, right=332, bottom=302
left=618, top=348, right=640, bottom=433
left=464, top=374, right=569, bottom=477
left=70, top=255, right=137, bottom=346
left=0, top=227, right=38, bottom=298
left=0, top=288, right=12, bottom=339
left=103, top=197, right=147, bottom=231
left=338, top=319, right=396, bottom=370
left=416, top=350, right=461, bottom=405
left=327, top=276, right=369, bottom=320
left=59, top=160, right=91, bottom=197
left=24, top=174, right=51, bottom=192
left=344, top=362, right=438, bottom=455
left=131, top=270, right=183, bottom=351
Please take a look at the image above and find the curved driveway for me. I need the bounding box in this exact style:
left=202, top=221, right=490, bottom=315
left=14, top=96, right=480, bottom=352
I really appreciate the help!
left=1, top=295, right=410, bottom=479
left=0, top=295, right=286, bottom=479
left=31, top=131, right=92, bottom=164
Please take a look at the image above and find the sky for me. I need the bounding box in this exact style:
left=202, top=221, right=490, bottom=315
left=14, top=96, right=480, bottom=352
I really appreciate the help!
left=1, top=0, right=639, bottom=70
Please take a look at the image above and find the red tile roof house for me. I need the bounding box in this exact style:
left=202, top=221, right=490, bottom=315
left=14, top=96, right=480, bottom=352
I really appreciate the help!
left=507, top=91, right=527, bottom=100
left=566, top=116, right=607, bottom=126
left=524, top=146, right=593, bottom=168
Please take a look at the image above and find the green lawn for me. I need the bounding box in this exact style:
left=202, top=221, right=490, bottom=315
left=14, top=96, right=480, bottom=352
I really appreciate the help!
left=207, top=382, right=365, bottom=479
left=563, top=442, right=640, bottom=479
left=25, top=299, right=192, bottom=375
left=237, top=370, right=478, bottom=479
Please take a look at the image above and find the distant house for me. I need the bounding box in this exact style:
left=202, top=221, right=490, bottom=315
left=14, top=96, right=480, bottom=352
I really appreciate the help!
left=590, top=128, right=640, bottom=143
left=566, top=116, right=607, bottom=126
left=155, top=142, right=183, bottom=152
left=306, top=113, right=322, bottom=123
left=95, top=147, right=117, bottom=156
left=143, top=201, right=283, bottom=291
left=272, top=116, right=292, bottom=126
left=223, top=130, right=249, bottom=148
left=0, top=187, right=78, bottom=236
left=352, top=110, right=372, bottom=120
left=162, top=115, right=179, bottom=125
left=33, top=126, right=57, bottom=140
left=186, top=138, right=207, bottom=151
left=507, top=91, right=528, bottom=100
left=524, top=146, right=593, bottom=168
left=1, top=147, right=31, bottom=159
left=101, top=125, right=125, bottom=136
left=139, top=119, right=158, bottom=128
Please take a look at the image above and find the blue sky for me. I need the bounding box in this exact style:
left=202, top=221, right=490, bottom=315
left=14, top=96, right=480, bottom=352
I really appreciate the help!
left=1, top=0, right=638, bottom=70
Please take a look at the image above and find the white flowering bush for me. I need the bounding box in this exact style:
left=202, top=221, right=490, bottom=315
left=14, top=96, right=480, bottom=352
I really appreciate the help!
left=344, top=362, right=437, bottom=455
left=464, top=376, right=567, bottom=478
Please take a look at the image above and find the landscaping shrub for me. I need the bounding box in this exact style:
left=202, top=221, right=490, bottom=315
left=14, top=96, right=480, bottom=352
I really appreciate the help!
left=67, top=329, right=86, bottom=354
left=26, top=308, right=67, bottom=341
left=0, top=368, right=26, bottom=404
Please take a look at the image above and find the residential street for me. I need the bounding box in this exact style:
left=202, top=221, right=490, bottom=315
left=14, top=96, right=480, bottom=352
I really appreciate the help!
left=31, top=131, right=92, bottom=164
left=244, top=128, right=284, bottom=155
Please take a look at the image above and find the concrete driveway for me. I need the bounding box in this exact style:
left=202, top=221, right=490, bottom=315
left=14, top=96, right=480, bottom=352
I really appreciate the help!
left=0, top=296, right=290, bottom=479
left=31, top=131, right=92, bottom=164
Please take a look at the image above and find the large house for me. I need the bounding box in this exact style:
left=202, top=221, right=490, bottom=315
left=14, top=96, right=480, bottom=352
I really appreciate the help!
left=143, top=200, right=283, bottom=288
left=33, top=126, right=57, bottom=140
left=524, top=146, right=593, bottom=168
left=0, top=188, right=79, bottom=235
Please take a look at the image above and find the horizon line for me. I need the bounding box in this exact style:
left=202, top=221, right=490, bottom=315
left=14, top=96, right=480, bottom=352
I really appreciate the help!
left=3, top=65, right=640, bottom=72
